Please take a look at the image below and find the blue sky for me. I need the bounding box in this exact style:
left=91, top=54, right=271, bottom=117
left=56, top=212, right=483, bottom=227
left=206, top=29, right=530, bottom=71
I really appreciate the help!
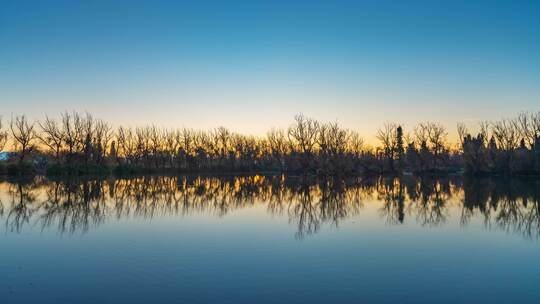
left=1, top=0, right=539, bottom=139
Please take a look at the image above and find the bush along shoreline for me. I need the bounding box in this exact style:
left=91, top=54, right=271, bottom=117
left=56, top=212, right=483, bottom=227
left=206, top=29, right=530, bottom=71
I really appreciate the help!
left=1, top=111, right=540, bottom=177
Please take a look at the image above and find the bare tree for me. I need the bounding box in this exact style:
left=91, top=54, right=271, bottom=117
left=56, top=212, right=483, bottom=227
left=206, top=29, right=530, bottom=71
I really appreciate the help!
left=93, top=119, right=113, bottom=164
left=426, top=122, right=448, bottom=158
left=60, top=112, right=83, bottom=163
left=479, top=121, right=491, bottom=145
left=288, top=114, right=319, bottom=172
left=148, top=126, right=163, bottom=168
left=288, top=114, right=319, bottom=155
left=457, top=122, right=468, bottom=150
left=117, top=126, right=137, bottom=163
left=376, top=122, right=398, bottom=172
left=136, top=127, right=151, bottom=167
left=179, top=128, right=195, bottom=156
left=212, top=126, right=232, bottom=167
left=346, top=131, right=364, bottom=157
left=267, top=128, right=288, bottom=171
left=414, top=123, right=429, bottom=146
left=516, top=112, right=540, bottom=148
left=491, top=118, right=520, bottom=173
left=0, top=117, right=8, bottom=153
left=37, top=116, right=64, bottom=161
left=319, top=122, right=348, bottom=156
left=10, top=115, right=37, bottom=164
left=78, top=113, right=94, bottom=164
left=492, top=119, right=519, bottom=152
left=162, top=129, right=179, bottom=168
left=177, top=128, right=196, bottom=170
left=193, top=130, right=211, bottom=169
left=532, top=112, right=540, bottom=135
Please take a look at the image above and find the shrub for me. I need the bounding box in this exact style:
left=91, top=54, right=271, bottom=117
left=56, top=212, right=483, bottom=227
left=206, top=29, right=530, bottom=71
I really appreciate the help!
left=46, top=164, right=111, bottom=176
left=6, top=162, right=36, bottom=176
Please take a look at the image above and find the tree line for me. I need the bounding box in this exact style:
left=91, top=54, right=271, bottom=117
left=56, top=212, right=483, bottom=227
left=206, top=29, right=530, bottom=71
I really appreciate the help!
left=0, top=111, right=539, bottom=176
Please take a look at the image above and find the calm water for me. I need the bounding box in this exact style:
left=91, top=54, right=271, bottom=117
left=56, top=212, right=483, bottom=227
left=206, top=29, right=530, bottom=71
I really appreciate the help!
left=1, top=175, right=540, bottom=304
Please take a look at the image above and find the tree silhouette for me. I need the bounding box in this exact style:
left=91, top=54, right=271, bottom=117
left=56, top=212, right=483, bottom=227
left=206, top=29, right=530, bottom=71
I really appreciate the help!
left=0, top=110, right=539, bottom=176
left=0, top=117, right=8, bottom=153
left=10, top=115, right=37, bottom=164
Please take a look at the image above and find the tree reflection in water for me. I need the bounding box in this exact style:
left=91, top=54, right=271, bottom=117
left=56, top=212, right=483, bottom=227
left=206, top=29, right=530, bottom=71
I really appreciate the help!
left=0, top=175, right=539, bottom=239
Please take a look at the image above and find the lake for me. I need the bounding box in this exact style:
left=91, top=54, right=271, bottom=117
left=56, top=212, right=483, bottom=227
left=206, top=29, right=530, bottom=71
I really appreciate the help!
left=1, top=175, right=539, bottom=303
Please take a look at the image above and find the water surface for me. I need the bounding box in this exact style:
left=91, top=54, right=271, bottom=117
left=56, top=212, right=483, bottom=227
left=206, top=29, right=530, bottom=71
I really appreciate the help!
left=1, top=175, right=539, bottom=303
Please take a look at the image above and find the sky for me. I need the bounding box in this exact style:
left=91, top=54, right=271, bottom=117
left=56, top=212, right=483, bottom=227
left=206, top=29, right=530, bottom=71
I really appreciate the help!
left=1, top=0, right=539, bottom=141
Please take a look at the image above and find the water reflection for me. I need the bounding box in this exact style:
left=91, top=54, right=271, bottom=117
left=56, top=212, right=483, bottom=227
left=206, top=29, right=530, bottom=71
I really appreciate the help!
left=0, top=175, right=539, bottom=239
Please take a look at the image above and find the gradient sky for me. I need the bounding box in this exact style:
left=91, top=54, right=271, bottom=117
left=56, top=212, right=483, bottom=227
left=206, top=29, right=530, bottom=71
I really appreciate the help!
left=1, top=0, right=539, bottom=141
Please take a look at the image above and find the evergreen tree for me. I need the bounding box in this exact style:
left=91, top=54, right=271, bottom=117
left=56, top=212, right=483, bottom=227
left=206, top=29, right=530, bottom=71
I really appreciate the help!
left=520, top=138, right=526, bottom=149
left=419, top=140, right=430, bottom=172
left=396, top=126, right=404, bottom=173
left=405, top=142, right=418, bottom=172
left=110, top=141, right=117, bottom=164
